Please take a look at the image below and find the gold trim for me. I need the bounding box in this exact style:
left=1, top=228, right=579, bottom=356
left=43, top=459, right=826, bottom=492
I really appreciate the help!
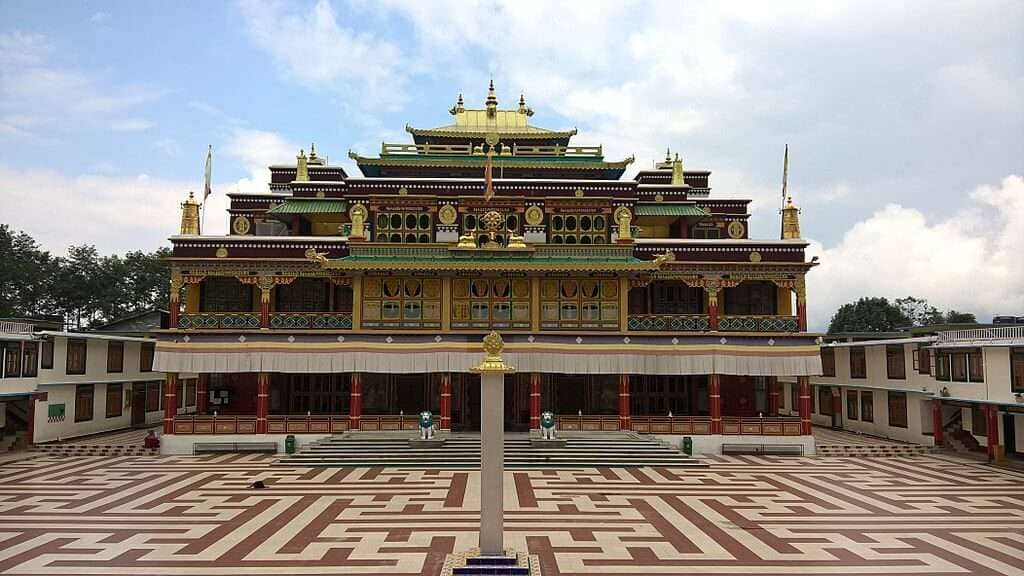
left=470, top=331, right=515, bottom=373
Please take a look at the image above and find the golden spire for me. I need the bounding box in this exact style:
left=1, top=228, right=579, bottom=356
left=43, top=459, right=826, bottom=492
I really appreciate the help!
left=486, top=79, right=498, bottom=117
left=518, top=92, right=533, bottom=116
left=781, top=196, right=802, bottom=239
left=449, top=92, right=465, bottom=115
left=671, top=153, right=684, bottom=185
left=296, top=149, right=309, bottom=182
left=180, top=191, right=201, bottom=235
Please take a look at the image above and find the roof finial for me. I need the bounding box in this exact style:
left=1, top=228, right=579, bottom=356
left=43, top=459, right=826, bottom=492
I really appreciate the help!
left=296, top=148, right=309, bottom=182
left=486, top=79, right=498, bottom=116
left=517, top=91, right=533, bottom=116
left=671, top=153, right=684, bottom=185
left=449, top=92, right=465, bottom=115
left=665, top=147, right=672, bottom=163
left=309, top=142, right=317, bottom=158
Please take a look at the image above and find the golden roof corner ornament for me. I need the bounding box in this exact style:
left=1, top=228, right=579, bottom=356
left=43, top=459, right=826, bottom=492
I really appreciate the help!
left=304, top=248, right=328, bottom=264
left=518, top=93, right=534, bottom=117
left=653, top=250, right=676, bottom=265
left=180, top=190, right=201, bottom=235
left=471, top=331, right=515, bottom=373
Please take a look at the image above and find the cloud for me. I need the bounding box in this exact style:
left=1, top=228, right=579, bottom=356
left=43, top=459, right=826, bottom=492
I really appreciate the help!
left=236, top=0, right=406, bottom=109
left=221, top=127, right=299, bottom=193
left=0, top=31, right=54, bottom=67
left=110, top=118, right=155, bottom=132
left=90, top=12, right=112, bottom=24
left=806, top=175, right=1024, bottom=329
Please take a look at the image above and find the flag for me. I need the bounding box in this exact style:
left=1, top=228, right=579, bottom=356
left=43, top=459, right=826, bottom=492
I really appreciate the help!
left=781, top=144, right=789, bottom=201
left=203, top=144, right=213, bottom=201
left=483, top=147, right=494, bottom=202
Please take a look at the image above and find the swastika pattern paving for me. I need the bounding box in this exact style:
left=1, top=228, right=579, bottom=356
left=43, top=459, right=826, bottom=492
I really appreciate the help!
left=0, top=453, right=1022, bottom=575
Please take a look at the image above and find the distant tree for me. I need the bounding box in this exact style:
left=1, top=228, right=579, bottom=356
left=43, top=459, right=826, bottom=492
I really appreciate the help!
left=0, top=224, right=57, bottom=317
left=895, top=296, right=944, bottom=327
left=944, top=310, right=977, bottom=324
left=828, top=297, right=911, bottom=334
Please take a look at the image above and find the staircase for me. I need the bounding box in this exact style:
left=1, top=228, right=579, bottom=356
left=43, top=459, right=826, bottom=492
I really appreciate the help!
left=942, top=411, right=986, bottom=455
left=0, top=431, right=28, bottom=454
left=276, top=431, right=707, bottom=468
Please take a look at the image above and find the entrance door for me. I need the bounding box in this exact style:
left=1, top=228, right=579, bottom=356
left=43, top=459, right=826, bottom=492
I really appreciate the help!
left=131, top=385, right=146, bottom=426
left=1005, top=414, right=1017, bottom=455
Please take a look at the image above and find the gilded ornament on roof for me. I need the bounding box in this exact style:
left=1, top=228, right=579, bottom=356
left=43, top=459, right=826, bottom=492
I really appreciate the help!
left=438, top=205, right=458, bottom=225
left=231, top=215, right=251, bottom=235
left=727, top=221, right=745, bottom=239
left=524, top=205, right=544, bottom=226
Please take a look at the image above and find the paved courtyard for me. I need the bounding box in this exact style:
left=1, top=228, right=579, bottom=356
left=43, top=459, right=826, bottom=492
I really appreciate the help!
left=0, top=453, right=1022, bottom=575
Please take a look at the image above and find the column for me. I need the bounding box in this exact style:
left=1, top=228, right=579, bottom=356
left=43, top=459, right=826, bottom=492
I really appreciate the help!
left=259, top=282, right=272, bottom=329
left=476, top=361, right=508, bottom=555
left=196, top=374, right=209, bottom=415
left=767, top=377, right=779, bottom=416
left=707, top=287, right=720, bottom=331
left=709, top=374, right=722, bottom=434
left=529, top=373, right=541, bottom=431
left=25, top=393, right=37, bottom=446
left=256, top=372, right=269, bottom=434
left=985, top=404, right=999, bottom=461
left=350, top=372, right=362, bottom=430
left=169, top=276, right=182, bottom=328
left=932, top=398, right=944, bottom=447
left=440, top=373, right=452, bottom=431
left=163, top=373, right=178, bottom=434
left=618, top=374, right=631, bottom=431
left=798, top=376, right=811, bottom=435
left=796, top=281, right=807, bottom=332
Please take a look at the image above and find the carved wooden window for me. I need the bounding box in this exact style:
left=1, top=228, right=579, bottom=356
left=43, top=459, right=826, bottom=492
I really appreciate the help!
left=200, top=277, right=253, bottom=312
left=361, top=277, right=442, bottom=329
left=451, top=277, right=530, bottom=329
left=275, top=278, right=329, bottom=312
left=887, top=391, right=907, bottom=428
left=462, top=212, right=520, bottom=246
left=651, top=282, right=704, bottom=314
left=849, top=347, right=867, bottom=379
left=75, top=384, right=94, bottom=422
left=375, top=212, right=432, bottom=243
left=548, top=213, right=606, bottom=245
left=540, top=278, right=618, bottom=330
left=723, top=281, right=777, bottom=315
left=105, top=383, right=123, bottom=418
left=886, top=345, right=906, bottom=380
left=820, top=348, right=836, bottom=377
left=107, top=341, right=124, bottom=373
left=66, top=338, right=87, bottom=375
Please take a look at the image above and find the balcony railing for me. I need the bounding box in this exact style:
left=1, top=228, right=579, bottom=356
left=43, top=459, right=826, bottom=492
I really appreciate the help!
left=178, top=313, right=260, bottom=330
left=0, top=320, right=34, bottom=334
left=719, top=315, right=799, bottom=332
left=269, top=313, right=353, bottom=330
left=937, top=326, right=1024, bottom=343
left=628, top=314, right=709, bottom=331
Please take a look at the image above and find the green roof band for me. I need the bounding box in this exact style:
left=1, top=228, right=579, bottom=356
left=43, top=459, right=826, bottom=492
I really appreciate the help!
left=634, top=204, right=709, bottom=217
left=267, top=198, right=348, bottom=215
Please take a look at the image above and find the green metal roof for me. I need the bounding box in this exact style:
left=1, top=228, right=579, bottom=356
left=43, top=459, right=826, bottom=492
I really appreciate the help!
left=634, top=204, right=709, bottom=217
left=267, top=198, right=348, bottom=216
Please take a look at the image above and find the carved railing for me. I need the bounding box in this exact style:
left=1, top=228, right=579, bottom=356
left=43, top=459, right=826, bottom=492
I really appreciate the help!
left=630, top=416, right=713, bottom=435
left=267, top=415, right=350, bottom=434
left=628, top=314, right=709, bottom=331
left=628, top=416, right=801, bottom=435
left=357, top=415, right=421, bottom=431
left=721, top=416, right=801, bottom=436
left=719, top=315, right=799, bottom=332
left=378, top=143, right=604, bottom=158
left=269, top=313, right=353, bottom=330
left=173, top=415, right=257, bottom=435
left=556, top=415, right=621, bottom=432
left=178, top=313, right=260, bottom=330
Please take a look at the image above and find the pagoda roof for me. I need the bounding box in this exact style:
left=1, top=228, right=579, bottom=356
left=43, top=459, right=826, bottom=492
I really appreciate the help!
left=634, top=203, right=710, bottom=217
left=266, top=198, right=347, bottom=217
left=406, top=122, right=577, bottom=140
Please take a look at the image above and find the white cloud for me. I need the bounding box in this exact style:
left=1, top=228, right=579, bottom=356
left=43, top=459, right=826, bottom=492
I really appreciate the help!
left=221, top=127, right=299, bottom=194
left=0, top=31, right=53, bottom=67
left=236, top=0, right=406, bottom=109
left=806, top=175, right=1024, bottom=329
left=110, top=118, right=155, bottom=132
left=90, top=12, right=112, bottom=24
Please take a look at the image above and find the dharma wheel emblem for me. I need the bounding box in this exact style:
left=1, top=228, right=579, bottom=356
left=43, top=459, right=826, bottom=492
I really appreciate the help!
left=481, top=210, right=503, bottom=233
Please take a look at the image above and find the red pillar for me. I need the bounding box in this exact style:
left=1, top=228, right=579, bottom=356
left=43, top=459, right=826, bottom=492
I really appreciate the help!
left=618, top=374, right=631, bottom=431
left=709, top=374, right=722, bottom=434
left=708, top=292, right=720, bottom=331
left=767, top=377, right=779, bottom=416
left=256, top=372, right=269, bottom=433
left=440, top=373, right=452, bottom=431
left=260, top=287, right=271, bottom=329
left=932, top=398, right=944, bottom=447
left=986, top=404, right=999, bottom=461
left=196, top=374, right=208, bottom=415
left=163, top=373, right=178, bottom=434
left=529, top=373, right=541, bottom=430
left=350, top=372, right=362, bottom=430
left=798, top=376, right=812, bottom=435
left=797, top=301, right=807, bottom=332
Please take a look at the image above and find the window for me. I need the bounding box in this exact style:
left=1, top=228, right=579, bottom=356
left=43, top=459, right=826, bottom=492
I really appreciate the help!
left=1012, top=348, right=1024, bottom=393
left=200, top=277, right=253, bottom=312
left=861, top=391, right=874, bottom=422
left=547, top=212, right=606, bottom=245
left=361, top=277, right=442, bottom=329
left=2, top=343, right=21, bottom=378
left=140, top=342, right=155, bottom=372
left=849, top=347, right=867, bottom=379
left=146, top=381, right=161, bottom=412
left=40, top=338, right=53, bottom=369
left=75, top=384, right=94, bottom=422
left=540, top=278, right=619, bottom=330
left=275, top=277, right=329, bottom=312
left=66, top=339, right=87, bottom=375
left=916, top=344, right=930, bottom=375
left=818, top=387, right=834, bottom=416
left=723, top=281, right=778, bottom=316
left=887, top=391, right=907, bottom=428
left=651, top=282, right=705, bottom=315
left=846, top=390, right=859, bottom=420
left=938, top=349, right=984, bottom=383
left=452, top=277, right=531, bottom=329
left=820, top=348, right=836, bottom=377
left=22, top=342, right=37, bottom=377
left=952, top=352, right=967, bottom=381
left=105, top=383, right=123, bottom=418
left=968, top=350, right=984, bottom=382
left=886, top=345, right=906, bottom=379
left=107, top=341, right=124, bottom=373
left=376, top=211, right=433, bottom=243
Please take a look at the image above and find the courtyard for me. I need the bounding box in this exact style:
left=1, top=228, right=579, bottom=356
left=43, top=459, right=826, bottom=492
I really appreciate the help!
left=0, top=451, right=1021, bottom=575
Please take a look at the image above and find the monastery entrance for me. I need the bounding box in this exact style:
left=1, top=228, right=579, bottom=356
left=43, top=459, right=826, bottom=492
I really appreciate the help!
left=451, top=374, right=530, bottom=432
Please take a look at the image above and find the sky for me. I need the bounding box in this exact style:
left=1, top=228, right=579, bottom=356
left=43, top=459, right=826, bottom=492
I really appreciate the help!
left=0, top=0, right=1021, bottom=329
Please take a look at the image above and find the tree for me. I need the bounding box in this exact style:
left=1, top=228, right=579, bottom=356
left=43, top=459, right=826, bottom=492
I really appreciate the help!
left=895, top=296, right=944, bottom=327
left=828, top=297, right=911, bottom=334
left=0, top=224, right=58, bottom=318
left=944, top=310, right=977, bottom=324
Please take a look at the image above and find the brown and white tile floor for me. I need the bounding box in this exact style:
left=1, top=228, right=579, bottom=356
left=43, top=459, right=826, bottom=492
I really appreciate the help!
left=0, top=452, right=1022, bottom=575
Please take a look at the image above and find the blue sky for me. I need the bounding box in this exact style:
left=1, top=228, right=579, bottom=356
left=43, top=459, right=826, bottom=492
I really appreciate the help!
left=1, top=0, right=1022, bottom=327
